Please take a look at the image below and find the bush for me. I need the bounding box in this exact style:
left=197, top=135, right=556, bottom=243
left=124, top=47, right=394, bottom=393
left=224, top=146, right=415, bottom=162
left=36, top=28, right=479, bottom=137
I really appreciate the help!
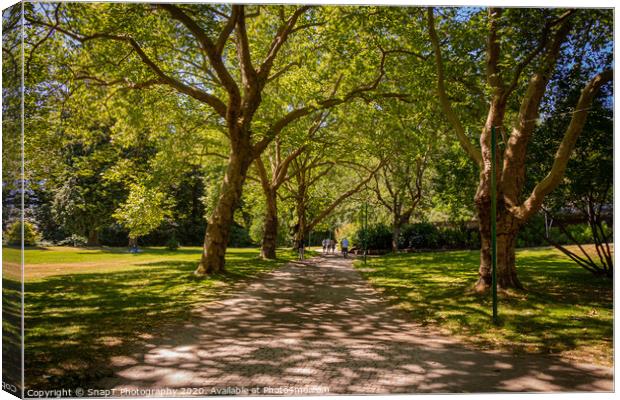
left=516, top=216, right=611, bottom=248
left=438, top=224, right=480, bottom=250
left=228, top=223, right=254, bottom=247
left=399, top=223, right=440, bottom=249
left=5, top=221, right=41, bottom=246
left=397, top=222, right=479, bottom=250
left=57, top=234, right=88, bottom=247
left=165, top=236, right=180, bottom=251
left=353, top=223, right=392, bottom=250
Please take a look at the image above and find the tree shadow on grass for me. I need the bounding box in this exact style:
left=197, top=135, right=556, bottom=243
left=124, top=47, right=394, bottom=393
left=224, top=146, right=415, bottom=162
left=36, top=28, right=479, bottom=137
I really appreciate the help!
left=22, top=250, right=292, bottom=390
left=20, top=250, right=612, bottom=393
left=83, top=257, right=611, bottom=394
left=2, top=277, right=22, bottom=394
left=356, top=249, right=613, bottom=362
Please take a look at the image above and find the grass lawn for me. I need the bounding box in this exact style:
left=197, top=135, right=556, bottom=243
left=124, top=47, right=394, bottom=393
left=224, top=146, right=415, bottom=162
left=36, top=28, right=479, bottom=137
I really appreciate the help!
left=2, top=246, right=301, bottom=389
left=354, top=246, right=613, bottom=366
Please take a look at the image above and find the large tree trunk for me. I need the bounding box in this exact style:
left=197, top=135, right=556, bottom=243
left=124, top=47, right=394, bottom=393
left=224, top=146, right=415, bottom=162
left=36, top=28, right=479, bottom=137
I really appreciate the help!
left=475, top=196, right=523, bottom=292
left=474, top=94, right=523, bottom=292
left=86, top=228, right=100, bottom=247
left=260, top=188, right=278, bottom=259
left=196, top=144, right=252, bottom=275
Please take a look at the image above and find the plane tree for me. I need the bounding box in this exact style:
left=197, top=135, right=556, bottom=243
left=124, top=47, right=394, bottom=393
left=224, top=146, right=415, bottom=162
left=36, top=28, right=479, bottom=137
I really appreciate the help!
left=426, top=7, right=613, bottom=290
left=27, top=3, right=402, bottom=274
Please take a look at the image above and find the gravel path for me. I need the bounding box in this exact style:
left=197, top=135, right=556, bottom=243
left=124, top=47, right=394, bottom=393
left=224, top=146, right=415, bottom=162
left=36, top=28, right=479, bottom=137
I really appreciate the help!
left=95, top=255, right=612, bottom=395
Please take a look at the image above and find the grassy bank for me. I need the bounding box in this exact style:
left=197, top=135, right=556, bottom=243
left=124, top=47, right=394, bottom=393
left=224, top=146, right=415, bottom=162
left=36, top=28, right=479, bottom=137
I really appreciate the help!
left=6, top=246, right=299, bottom=389
left=354, top=246, right=613, bottom=365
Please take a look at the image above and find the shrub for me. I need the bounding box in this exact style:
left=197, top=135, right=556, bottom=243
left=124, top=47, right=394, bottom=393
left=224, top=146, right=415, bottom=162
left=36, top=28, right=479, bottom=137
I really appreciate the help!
left=353, top=223, right=392, bottom=250
left=228, top=223, right=254, bottom=247
left=57, top=234, right=88, bottom=247
left=516, top=216, right=610, bottom=248
left=5, top=221, right=41, bottom=246
left=399, top=223, right=440, bottom=249
left=396, top=223, right=480, bottom=250
left=165, top=236, right=180, bottom=251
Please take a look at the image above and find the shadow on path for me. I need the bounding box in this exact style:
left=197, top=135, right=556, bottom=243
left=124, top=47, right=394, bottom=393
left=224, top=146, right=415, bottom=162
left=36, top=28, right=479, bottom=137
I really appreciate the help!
left=95, top=255, right=612, bottom=394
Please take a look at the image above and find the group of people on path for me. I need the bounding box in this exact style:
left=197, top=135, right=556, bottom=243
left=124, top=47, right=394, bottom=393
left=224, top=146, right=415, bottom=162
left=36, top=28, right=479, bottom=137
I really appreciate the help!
left=322, top=237, right=349, bottom=258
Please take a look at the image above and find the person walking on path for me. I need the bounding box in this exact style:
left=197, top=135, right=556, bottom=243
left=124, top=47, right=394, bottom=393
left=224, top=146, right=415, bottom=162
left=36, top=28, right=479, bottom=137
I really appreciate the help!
left=341, top=237, right=349, bottom=258
left=322, top=238, right=329, bottom=254
left=330, top=239, right=336, bottom=254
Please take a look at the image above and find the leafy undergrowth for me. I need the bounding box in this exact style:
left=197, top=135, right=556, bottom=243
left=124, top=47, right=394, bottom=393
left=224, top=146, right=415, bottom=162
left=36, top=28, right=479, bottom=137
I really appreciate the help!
left=355, top=246, right=613, bottom=366
left=16, top=246, right=300, bottom=390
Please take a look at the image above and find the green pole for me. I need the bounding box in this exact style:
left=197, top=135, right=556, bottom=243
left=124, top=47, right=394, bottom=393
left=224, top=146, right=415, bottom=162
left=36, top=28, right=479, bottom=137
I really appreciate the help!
left=364, top=202, right=368, bottom=264
left=491, top=126, right=498, bottom=324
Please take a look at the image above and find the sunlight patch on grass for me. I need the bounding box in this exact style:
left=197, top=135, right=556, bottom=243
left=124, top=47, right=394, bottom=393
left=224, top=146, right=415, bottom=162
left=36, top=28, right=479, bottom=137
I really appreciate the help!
left=355, top=246, right=612, bottom=365
left=12, top=246, right=298, bottom=389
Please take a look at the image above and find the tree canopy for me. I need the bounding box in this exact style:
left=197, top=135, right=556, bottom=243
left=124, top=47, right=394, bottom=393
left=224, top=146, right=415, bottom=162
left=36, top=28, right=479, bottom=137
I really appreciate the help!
left=13, top=4, right=613, bottom=284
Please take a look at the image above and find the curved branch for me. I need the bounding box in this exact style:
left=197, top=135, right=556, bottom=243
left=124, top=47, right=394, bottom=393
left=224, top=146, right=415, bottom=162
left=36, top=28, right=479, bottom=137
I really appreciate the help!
left=257, top=6, right=311, bottom=83
left=513, top=69, right=612, bottom=221
left=158, top=4, right=240, bottom=100
left=427, top=7, right=482, bottom=167
left=306, top=160, right=385, bottom=232
left=27, top=14, right=228, bottom=118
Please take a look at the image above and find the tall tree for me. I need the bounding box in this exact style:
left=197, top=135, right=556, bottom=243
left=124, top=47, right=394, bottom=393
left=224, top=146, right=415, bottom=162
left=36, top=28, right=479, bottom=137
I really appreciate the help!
left=426, top=7, right=613, bottom=290
left=28, top=4, right=397, bottom=274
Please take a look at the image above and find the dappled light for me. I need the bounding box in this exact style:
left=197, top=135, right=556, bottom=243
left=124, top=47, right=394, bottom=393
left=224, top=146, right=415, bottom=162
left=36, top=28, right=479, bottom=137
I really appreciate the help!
left=356, top=248, right=613, bottom=365
left=79, top=256, right=610, bottom=393
left=21, top=248, right=298, bottom=389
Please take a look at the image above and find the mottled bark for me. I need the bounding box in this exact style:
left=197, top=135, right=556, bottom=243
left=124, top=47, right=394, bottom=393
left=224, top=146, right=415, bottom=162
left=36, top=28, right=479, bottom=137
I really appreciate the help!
left=427, top=8, right=610, bottom=291
left=196, top=143, right=252, bottom=275
left=260, top=188, right=278, bottom=259
left=475, top=197, right=522, bottom=292
left=392, top=221, right=401, bottom=252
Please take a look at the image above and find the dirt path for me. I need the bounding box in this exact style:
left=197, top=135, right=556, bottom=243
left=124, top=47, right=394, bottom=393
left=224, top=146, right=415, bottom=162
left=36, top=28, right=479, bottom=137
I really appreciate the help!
left=95, top=255, right=612, bottom=394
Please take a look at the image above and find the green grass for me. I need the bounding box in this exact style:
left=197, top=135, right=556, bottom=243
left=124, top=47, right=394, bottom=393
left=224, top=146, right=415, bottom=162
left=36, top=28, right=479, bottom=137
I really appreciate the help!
left=6, top=245, right=205, bottom=265
left=4, top=246, right=301, bottom=389
left=354, top=247, right=613, bottom=365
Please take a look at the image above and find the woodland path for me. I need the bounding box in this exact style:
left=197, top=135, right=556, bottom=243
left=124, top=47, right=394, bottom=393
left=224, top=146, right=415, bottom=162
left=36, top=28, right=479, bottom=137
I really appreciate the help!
left=96, top=254, right=612, bottom=394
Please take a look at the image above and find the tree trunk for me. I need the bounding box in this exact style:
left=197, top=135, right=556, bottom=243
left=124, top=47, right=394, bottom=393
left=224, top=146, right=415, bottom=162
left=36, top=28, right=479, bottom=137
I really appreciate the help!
left=292, top=214, right=307, bottom=250
left=392, top=218, right=401, bottom=252
left=292, top=190, right=307, bottom=250
left=475, top=197, right=523, bottom=292
left=260, top=189, right=278, bottom=259
left=86, top=228, right=100, bottom=247
left=392, top=212, right=410, bottom=252
left=196, top=144, right=252, bottom=275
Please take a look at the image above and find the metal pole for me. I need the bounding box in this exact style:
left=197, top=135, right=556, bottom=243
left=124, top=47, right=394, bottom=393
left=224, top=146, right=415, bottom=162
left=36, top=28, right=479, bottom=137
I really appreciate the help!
left=364, top=202, right=368, bottom=264
left=491, top=126, right=498, bottom=324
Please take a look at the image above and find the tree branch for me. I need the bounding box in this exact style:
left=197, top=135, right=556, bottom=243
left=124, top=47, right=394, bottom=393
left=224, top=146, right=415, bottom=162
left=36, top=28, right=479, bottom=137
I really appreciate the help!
left=486, top=8, right=503, bottom=91
left=427, top=7, right=482, bottom=167
left=234, top=5, right=258, bottom=91
left=513, top=69, right=612, bottom=220
left=253, top=50, right=398, bottom=157
left=28, top=13, right=229, bottom=118
left=158, top=4, right=240, bottom=101
left=307, top=160, right=385, bottom=231
left=257, top=6, right=311, bottom=83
